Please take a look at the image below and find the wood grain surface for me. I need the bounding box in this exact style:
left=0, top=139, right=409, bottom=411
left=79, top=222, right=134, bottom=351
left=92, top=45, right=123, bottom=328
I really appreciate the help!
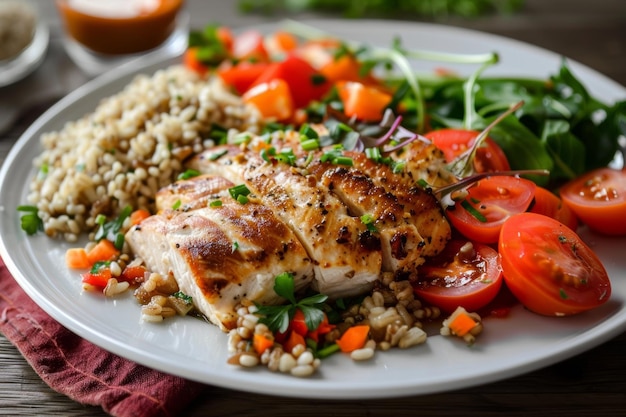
left=1, top=0, right=625, bottom=415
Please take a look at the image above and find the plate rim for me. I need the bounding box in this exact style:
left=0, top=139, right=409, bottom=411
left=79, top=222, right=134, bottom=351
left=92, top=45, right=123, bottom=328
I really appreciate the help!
left=1, top=18, right=626, bottom=399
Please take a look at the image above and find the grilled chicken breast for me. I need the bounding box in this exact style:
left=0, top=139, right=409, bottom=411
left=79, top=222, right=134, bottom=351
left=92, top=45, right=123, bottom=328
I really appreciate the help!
left=126, top=176, right=314, bottom=330
left=126, top=128, right=453, bottom=331
left=189, top=147, right=384, bottom=297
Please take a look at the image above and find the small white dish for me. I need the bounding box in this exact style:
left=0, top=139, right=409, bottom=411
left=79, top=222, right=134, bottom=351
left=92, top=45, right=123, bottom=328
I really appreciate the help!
left=0, top=20, right=49, bottom=88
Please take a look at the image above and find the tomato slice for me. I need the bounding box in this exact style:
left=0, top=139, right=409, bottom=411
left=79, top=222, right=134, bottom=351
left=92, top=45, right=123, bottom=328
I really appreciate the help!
left=560, top=167, right=626, bottom=236
left=446, top=175, right=536, bottom=244
left=217, top=61, right=272, bottom=95
left=499, top=212, right=611, bottom=316
left=424, top=128, right=511, bottom=173
left=413, top=239, right=503, bottom=313
left=250, top=54, right=331, bottom=109
left=529, top=186, right=579, bottom=231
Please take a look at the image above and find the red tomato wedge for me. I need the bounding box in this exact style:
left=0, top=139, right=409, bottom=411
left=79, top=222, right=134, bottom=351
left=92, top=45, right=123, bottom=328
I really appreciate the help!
left=217, top=61, right=271, bottom=95
left=446, top=175, right=536, bottom=244
left=413, top=239, right=503, bottom=313
left=424, top=128, right=511, bottom=173
left=499, top=212, right=611, bottom=316
left=529, top=186, right=579, bottom=231
left=560, top=167, right=626, bottom=236
left=250, top=54, right=331, bottom=109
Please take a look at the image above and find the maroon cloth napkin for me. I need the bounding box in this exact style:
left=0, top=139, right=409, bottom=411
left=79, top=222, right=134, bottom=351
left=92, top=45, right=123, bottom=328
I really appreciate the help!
left=0, top=257, right=206, bottom=417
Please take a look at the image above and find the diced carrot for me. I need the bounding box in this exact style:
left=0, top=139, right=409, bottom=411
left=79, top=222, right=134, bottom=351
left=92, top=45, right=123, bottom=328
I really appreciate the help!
left=243, top=79, right=294, bottom=121
left=86, top=239, right=119, bottom=265
left=320, top=54, right=365, bottom=84
left=282, top=330, right=306, bottom=354
left=448, top=310, right=478, bottom=337
left=65, top=248, right=90, bottom=269
left=253, top=333, right=274, bottom=355
left=335, top=325, right=370, bottom=353
left=129, top=209, right=151, bottom=226
left=336, top=81, right=392, bottom=122
left=183, top=47, right=210, bottom=76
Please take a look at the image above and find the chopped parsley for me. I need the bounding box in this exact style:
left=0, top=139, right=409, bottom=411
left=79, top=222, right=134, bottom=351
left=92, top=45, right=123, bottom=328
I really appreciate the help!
left=255, top=272, right=328, bottom=333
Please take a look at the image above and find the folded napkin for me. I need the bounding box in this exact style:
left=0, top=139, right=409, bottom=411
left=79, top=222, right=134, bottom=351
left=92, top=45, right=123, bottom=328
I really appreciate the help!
left=0, top=257, right=206, bottom=417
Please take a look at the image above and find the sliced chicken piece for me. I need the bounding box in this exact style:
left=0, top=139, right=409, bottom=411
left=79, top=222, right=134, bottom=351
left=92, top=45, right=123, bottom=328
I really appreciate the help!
left=155, top=174, right=234, bottom=212
left=126, top=192, right=314, bottom=331
left=305, top=159, right=428, bottom=276
left=188, top=146, right=383, bottom=298
left=347, top=151, right=452, bottom=258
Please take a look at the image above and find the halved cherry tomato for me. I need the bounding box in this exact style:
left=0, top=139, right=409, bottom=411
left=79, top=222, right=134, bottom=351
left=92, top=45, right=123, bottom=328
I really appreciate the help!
left=499, top=212, right=611, bottom=316
left=336, top=81, right=392, bottom=122
left=446, top=175, right=536, bottom=244
left=250, top=54, right=331, bottom=109
left=424, top=129, right=511, bottom=173
left=413, top=239, right=503, bottom=313
left=243, top=78, right=294, bottom=121
left=560, top=167, right=626, bottom=236
left=217, top=61, right=272, bottom=95
left=529, top=186, right=579, bottom=231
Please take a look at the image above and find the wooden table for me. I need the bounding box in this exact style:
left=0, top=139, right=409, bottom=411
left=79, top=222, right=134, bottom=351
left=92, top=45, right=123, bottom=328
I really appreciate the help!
left=1, top=1, right=625, bottom=415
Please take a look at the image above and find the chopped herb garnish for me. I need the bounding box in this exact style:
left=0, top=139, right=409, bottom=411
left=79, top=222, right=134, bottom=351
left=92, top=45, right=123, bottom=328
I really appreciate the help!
left=229, top=184, right=251, bottom=204
left=260, top=147, right=277, bottom=162
left=365, top=147, right=382, bottom=162
left=209, top=200, right=222, bottom=207
left=232, top=132, right=253, bottom=145
left=207, top=149, right=228, bottom=161
left=460, top=200, right=487, bottom=223
left=299, top=123, right=319, bottom=139
left=94, top=205, right=133, bottom=250
left=232, top=241, right=240, bottom=252
left=559, top=288, right=569, bottom=299
left=416, top=178, right=430, bottom=189
left=360, top=213, right=378, bottom=232
left=172, top=291, right=193, bottom=304
left=17, top=205, right=43, bottom=235
left=255, top=272, right=328, bottom=333
left=300, top=138, right=320, bottom=151
left=275, top=148, right=297, bottom=165
left=177, top=169, right=201, bottom=180
left=172, top=199, right=182, bottom=210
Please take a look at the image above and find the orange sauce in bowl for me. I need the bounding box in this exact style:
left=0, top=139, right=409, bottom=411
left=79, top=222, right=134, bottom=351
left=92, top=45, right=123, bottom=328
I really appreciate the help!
left=56, top=0, right=184, bottom=55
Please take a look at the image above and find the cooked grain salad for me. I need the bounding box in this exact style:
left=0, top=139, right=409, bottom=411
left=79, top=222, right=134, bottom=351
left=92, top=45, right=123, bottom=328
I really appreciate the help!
left=28, top=65, right=263, bottom=242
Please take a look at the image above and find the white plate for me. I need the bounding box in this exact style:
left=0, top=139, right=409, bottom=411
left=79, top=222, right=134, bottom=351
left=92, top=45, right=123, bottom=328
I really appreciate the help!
left=1, top=20, right=625, bottom=399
